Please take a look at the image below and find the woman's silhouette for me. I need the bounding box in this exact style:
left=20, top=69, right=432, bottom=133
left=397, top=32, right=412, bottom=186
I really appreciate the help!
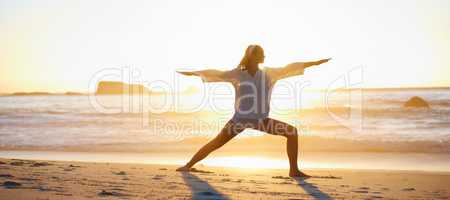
left=177, top=45, right=330, bottom=177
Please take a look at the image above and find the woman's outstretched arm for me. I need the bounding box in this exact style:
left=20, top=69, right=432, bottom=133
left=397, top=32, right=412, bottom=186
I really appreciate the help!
left=177, top=71, right=198, bottom=76
left=177, top=69, right=224, bottom=77
left=267, top=58, right=331, bottom=81
left=285, top=58, right=331, bottom=71
left=177, top=69, right=237, bottom=82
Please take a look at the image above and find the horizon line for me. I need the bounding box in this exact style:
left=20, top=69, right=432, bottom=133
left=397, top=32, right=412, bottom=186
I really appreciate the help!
left=1, top=85, right=450, bottom=96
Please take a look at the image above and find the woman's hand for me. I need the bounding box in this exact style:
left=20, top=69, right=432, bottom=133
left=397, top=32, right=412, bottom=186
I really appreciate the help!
left=301, top=58, right=331, bottom=69
left=315, top=58, right=331, bottom=65
left=177, top=71, right=197, bottom=76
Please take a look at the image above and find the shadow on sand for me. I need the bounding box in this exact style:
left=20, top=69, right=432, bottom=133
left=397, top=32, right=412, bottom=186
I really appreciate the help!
left=293, top=177, right=332, bottom=200
left=181, top=172, right=229, bottom=200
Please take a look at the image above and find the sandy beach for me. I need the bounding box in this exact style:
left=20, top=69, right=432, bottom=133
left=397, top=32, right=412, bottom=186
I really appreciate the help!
left=0, top=158, right=449, bottom=200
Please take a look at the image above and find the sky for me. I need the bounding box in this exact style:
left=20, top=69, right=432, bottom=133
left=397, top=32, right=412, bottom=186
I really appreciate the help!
left=1, top=0, right=449, bottom=93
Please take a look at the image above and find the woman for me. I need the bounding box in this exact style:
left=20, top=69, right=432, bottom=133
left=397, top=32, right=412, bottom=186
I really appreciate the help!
left=177, top=45, right=330, bottom=177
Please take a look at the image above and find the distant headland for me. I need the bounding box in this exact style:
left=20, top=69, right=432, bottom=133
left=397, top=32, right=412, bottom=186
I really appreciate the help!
left=95, top=81, right=150, bottom=95
left=5, top=91, right=87, bottom=96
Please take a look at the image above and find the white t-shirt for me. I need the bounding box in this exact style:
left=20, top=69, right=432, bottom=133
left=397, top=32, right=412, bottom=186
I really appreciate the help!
left=193, top=64, right=305, bottom=120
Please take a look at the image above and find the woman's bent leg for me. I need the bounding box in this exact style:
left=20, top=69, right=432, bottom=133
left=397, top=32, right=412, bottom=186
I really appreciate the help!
left=177, top=120, right=244, bottom=171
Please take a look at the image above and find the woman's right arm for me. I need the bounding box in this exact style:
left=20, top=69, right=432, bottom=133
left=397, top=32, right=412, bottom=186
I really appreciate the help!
left=177, top=69, right=236, bottom=82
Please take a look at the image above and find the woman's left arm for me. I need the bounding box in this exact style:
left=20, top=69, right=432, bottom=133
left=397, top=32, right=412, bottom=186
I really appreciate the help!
left=287, top=58, right=331, bottom=70
left=267, top=58, right=331, bottom=81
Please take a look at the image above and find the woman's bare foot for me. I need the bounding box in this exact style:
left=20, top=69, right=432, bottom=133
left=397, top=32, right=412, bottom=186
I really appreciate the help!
left=289, top=170, right=311, bottom=178
left=176, top=166, right=194, bottom=172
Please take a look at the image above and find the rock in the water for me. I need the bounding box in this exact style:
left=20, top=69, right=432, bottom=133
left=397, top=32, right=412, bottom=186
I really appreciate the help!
left=404, top=96, right=430, bottom=108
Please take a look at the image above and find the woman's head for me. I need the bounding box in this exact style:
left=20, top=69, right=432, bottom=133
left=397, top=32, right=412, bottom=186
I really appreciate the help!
left=239, top=44, right=265, bottom=70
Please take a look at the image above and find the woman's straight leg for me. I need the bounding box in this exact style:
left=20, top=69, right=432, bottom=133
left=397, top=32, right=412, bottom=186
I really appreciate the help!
left=177, top=120, right=245, bottom=171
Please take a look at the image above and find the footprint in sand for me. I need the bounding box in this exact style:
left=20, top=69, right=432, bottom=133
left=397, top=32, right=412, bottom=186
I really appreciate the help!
left=0, top=174, right=14, bottom=178
left=9, top=161, right=25, bottom=166
left=63, top=168, right=74, bottom=172
left=98, top=190, right=129, bottom=197
left=352, top=187, right=370, bottom=193
left=352, top=190, right=369, bottom=194
left=18, top=177, right=39, bottom=182
left=55, top=193, right=73, bottom=196
left=31, top=162, right=52, bottom=167
left=167, top=185, right=178, bottom=190
left=152, top=175, right=166, bottom=180
left=2, top=181, right=21, bottom=189
left=114, top=171, right=127, bottom=175
left=37, top=186, right=64, bottom=192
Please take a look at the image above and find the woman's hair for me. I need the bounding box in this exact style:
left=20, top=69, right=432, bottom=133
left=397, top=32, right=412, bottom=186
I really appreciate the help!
left=238, top=44, right=263, bottom=70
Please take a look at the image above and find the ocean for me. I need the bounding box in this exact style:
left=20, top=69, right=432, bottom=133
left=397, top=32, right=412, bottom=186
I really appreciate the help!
left=0, top=87, right=449, bottom=151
